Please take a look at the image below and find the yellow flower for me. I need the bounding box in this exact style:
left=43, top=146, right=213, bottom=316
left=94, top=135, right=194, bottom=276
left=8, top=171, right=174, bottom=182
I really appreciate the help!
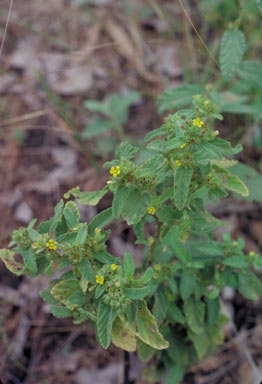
left=110, top=166, right=121, bottom=177
left=46, top=239, right=57, bottom=251
left=193, top=118, right=204, bottom=128
left=111, top=263, right=117, bottom=271
left=154, top=264, right=161, bottom=271
left=96, top=275, right=104, bottom=285
left=32, top=242, right=38, bottom=249
left=179, top=143, right=186, bottom=149
left=175, top=160, right=182, bottom=167
left=95, top=228, right=101, bottom=235
left=147, top=206, right=156, bottom=215
left=249, top=251, right=255, bottom=256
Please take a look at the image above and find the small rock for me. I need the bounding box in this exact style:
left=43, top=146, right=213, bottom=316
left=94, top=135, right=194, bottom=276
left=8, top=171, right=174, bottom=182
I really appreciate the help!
left=15, top=201, right=33, bottom=223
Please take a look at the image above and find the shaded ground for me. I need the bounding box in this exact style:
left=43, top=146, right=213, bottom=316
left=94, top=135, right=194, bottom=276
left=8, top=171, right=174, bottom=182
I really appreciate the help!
left=0, top=1, right=261, bottom=383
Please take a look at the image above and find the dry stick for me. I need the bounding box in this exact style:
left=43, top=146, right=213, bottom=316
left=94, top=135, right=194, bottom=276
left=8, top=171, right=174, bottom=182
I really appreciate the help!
left=0, top=0, right=14, bottom=57
left=177, top=0, right=220, bottom=69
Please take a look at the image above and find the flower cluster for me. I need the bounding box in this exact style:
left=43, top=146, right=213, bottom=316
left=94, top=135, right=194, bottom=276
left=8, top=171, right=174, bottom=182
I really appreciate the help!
left=46, top=239, right=57, bottom=251
left=110, top=166, right=121, bottom=177
left=96, top=275, right=104, bottom=285
left=147, top=206, right=156, bottom=215
left=193, top=117, right=204, bottom=128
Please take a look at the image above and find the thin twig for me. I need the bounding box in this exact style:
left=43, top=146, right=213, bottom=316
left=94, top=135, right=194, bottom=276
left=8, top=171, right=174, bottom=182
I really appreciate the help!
left=0, top=0, right=14, bottom=57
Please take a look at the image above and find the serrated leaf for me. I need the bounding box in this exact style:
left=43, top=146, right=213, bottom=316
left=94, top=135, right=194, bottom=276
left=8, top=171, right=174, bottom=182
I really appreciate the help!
left=223, top=255, right=248, bottom=268
left=144, top=126, right=166, bottom=142
left=225, top=174, right=249, bottom=196
left=136, top=300, right=169, bottom=350
left=49, top=200, right=64, bottom=233
left=65, top=187, right=108, bottom=206
left=231, top=163, right=262, bottom=202
left=75, top=223, right=88, bottom=244
left=112, top=317, right=136, bottom=352
left=40, top=288, right=59, bottom=305
left=88, top=208, right=112, bottom=234
left=21, top=247, right=37, bottom=272
left=180, top=270, right=196, bottom=300
left=63, top=201, right=80, bottom=228
left=123, top=252, right=135, bottom=277
left=157, top=84, right=204, bottom=113
left=140, top=267, right=154, bottom=284
left=0, top=249, right=25, bottom=276
left=51, top=279, right=80, bottom=303
left=112, top=185, right=130, bottom=219
left=174, top=166, right=193, bottom=210
left=94, top=250, right=121, bottom=265
left=50, top=305, right=73, bottom=318
left=183, top=297, right=205, bottom=334
left=125, top=286, right=150, bottom=300
left=77, top=258, right=96, bottom=283
left=238, top=61, right=262, bottom=88
left=152, top=285, right=169, bottom=326
left=97, top=302, right=115, bottom=349
left=121, top=186, right=151, bottom=225
left=238, top=271, right=262, bottom=301
left=115, top=141, right=138, bottom=160
left=220, top=29, right=246, bottom=80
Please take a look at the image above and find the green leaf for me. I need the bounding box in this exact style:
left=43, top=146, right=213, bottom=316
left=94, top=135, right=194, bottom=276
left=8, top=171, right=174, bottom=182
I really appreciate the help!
left=171, top=242, right=192, bottom=264
left=78, top=258, right=96, bottom=283
left=121, top=186, right=151, bottom=225
left=40, top=288, right=59, bottom=305
left=84, top=99, right=109, bottom=114
left=144, top=126, right=166, bottom=142
left=136, top=300, right=169, bottom=350
left=134, top=217, right=146, bottom=244
left=88, top=208, right=112, bottom=234
left=157, top=84, right=204, bottom=113
left=167, top=332, right=189, bottom=366
left=94, top=250, right=121, bottom=265
left=225, top=174, right=249, bottom=196
left=0, top=249, right=25, bottom=276
left=166, top=365, right=185, bottom=384
left=112, top=317, right=136, bottom=352
left=49, top=199, right=64, bottom=233
left=97, top=302, right=115, bottom=349
left=112, top=185, right=130, bottom=219
left=180, top=270, right=196, bottom=300
left=152, top=285, right=169, bottom=326
left=65, top=187, right=108, bottom=206
left=238, top=271, right=262, bottom=301
left=223, top=255, right=248, bottom=269
left=51, top=279, right=80, bottom=303
left=50, top=305, right=73, bottom=318
left=63, top=201, right=80, bottom=228
left=21, top=247, right=37, bottom=272
left=183, top=297, right=205, bottom=334
left=115, top=142, right=138, bottom=160
left=140, top=267, right=154, bottom=284
left=168, top=304, right=185, bottom=325
left=207, top=298, right=220, bottom=325
left=238, top=61, right=262, bottom=88
left=123, top=252, right=135, bottom=277
left=82, top=119, right=112, bottom=139
left=220, top=29, right=246, bottom=80
left=174, top=166, right=193, bottom=210
left=137, top=339, right=155, bottom=362
left=125, top=287, right=150, bottom=300
left=231, top=163, right=262, bottom=202
left=95, top=284, right=106, bottom=299
left=75, top=223, right=88, bottom=245
left=188, top=329, right=210, bottom=359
